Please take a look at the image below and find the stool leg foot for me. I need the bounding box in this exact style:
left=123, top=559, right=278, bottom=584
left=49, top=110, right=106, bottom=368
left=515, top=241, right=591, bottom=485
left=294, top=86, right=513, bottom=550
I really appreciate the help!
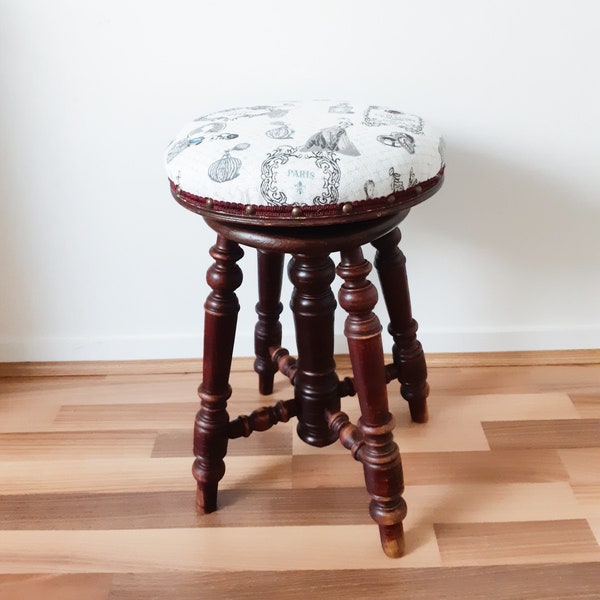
left=254, top=250, right=284, bottom=395
left=338, top=248, right=407, bottom=558
left=372, top=228, right=429, bottom=423
left=193, top=235, right=244, bottom=514
left=379, top=523, right=406, bottom=558
left=195, top=479, right=218, bottom=514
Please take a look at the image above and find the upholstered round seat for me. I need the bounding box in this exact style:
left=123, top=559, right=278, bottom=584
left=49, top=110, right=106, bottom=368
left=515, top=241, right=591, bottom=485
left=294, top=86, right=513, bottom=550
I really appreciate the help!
left=166, top=100, right=445, bottom=225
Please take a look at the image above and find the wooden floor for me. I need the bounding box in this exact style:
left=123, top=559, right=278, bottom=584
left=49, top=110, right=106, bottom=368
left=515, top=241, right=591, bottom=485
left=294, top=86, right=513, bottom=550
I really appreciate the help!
left=1, top=353, right=599, bottom=599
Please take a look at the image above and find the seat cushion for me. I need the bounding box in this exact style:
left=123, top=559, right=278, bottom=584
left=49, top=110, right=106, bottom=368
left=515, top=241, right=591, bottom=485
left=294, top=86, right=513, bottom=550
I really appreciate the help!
left=166, top=100, right=444, bottom=223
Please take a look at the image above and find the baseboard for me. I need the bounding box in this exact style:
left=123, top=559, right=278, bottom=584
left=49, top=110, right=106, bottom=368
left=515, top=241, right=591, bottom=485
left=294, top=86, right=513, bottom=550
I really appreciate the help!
left=1, top=349, right=598, bottom=378
left=1, top=326, right=598, bottom=364
left=0, top=327, right=600, bottom=376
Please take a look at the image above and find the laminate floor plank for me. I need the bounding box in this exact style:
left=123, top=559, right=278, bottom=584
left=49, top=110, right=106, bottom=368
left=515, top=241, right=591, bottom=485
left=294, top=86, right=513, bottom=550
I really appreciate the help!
left=570, top=484, right=600, bottom=517
left=569, top=393, right=600, bottom=418
left=589, top=518, right=600, bottom=545
left=152, top=424, right=293, bottom=457
left=0, top=574, right=111, bottom=600
left=0, top=488, right=372, bottom=530
left=402, top=482, right=586, bottom=524
left=53, top=402, right=197, bottom=430
left=559, top=448, right=600, bottom=517
left=295, top=392, right=582, bottom=455
left=435, top=519, right=600, bottom=566
left=0, top=398, right=61, bottom=433
left=0, top=456, right=292, bottom=495
left=0, top=482, right=585, bottom=530
left=483, top=419, right=600, bottom=449
left=0, top=431, right=157, bottom=459
left=558, top=448, right=600, bottom=481
left=108, top=564, right=600, bottom=600
left=0, top=526, right=442, bottom=573
left=293, top=449, right=569, bottom=486
left=429, top=364, right=600, bottom=396
left=52, top=393, right=295, bottom=431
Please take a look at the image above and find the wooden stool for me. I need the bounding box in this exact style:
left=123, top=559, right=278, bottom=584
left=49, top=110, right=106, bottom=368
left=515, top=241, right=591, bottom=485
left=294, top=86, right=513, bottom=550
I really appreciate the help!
left=166, top=101, right=445, bottom=557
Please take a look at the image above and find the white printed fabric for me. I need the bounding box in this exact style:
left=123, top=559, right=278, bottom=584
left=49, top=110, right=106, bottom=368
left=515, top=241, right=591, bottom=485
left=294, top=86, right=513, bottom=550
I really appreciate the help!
left=166, top=100, right=444, bottom=210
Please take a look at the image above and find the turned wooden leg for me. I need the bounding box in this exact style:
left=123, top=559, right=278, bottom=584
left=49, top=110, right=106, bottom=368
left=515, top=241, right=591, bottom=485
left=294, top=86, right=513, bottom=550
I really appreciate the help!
left=193, top=235, right=244, bottom=514
left=254, top=250, right=284, bottom=395
left=337, top=247, right=407, bottom=558
left=372, top=227, right=429, bottom=423
left=289, top=254, right=340, bottom=447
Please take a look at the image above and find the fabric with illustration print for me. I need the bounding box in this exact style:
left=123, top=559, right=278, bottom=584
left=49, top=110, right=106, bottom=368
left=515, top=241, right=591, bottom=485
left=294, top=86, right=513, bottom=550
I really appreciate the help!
left=166, top=101, right=444, bottom=207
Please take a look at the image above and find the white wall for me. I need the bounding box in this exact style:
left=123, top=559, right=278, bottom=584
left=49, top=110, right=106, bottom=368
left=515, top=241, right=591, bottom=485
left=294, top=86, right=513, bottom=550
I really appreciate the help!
left=1, top=0, right=599, bottom=361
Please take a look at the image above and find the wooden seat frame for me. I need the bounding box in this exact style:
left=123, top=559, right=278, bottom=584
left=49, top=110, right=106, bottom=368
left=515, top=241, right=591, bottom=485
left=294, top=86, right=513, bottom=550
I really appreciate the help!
left=173, top=175, right=443, bottom=558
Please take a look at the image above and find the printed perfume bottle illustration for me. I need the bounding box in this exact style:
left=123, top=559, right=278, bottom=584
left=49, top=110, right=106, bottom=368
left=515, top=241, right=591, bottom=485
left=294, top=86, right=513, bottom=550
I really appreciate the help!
left=389, top=167, right=405, bottom=192
left=208, top=143, right=250, bottom=183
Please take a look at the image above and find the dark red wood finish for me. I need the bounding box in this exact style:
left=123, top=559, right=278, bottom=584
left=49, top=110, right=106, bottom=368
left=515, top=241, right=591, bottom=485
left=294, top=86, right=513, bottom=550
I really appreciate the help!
left=372, top=228, right=429, bottom=423
left=172, top=170, right=444, bottom=227
left=289, top=254, right=340, bottom=447
left=192, top=236, right=243, bottom=514
left=337, top=247, right=407, bottom=557
left=254, top=251, right=284, bottom=395
left=189, top=202, right=433, bottom=558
